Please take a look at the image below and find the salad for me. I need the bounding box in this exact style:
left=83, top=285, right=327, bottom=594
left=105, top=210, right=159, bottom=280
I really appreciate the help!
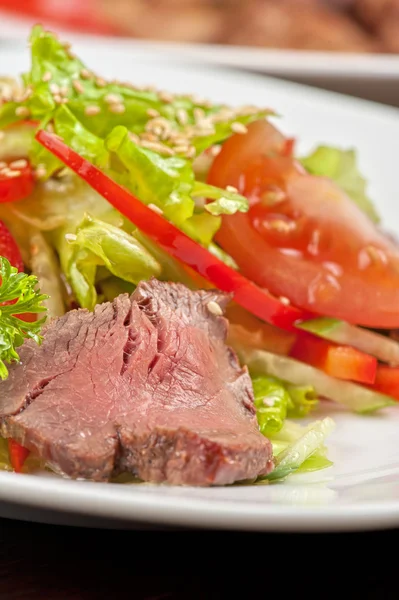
left=0, top=26, right=397, bottom=485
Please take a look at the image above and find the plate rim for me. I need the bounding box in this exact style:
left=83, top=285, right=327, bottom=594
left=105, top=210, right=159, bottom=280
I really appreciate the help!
left=0, top=46, right=399, bottom=532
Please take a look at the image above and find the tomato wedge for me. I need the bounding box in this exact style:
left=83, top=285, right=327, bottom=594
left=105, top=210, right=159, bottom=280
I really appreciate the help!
left=290, top=334, right=377, bottom=385
left=208, top=120, right=399, bottom=329
left=7, top=439, right=30, bottom=473
left=373, top=365, right=399, bottom=401
left=0, top=159, right=34, bottom=204
left=36, top=129, right=312, bottom=330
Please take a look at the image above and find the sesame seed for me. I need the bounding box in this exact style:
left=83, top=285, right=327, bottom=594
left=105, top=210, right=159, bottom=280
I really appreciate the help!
left=9, top=159, right=28, bottom=170
left=128, top=132, right=140, bottom=144
left=53, top=94, right=62, bottom=104
left=169, top=134, right=189, bottom=145
left=140, top=132, right=158, bottom=143
left=49, top=83, right=60, bottom=95
left=173, top=145, right=190, bottom=154
left=192, top=127, right=215, bottom=138
left=194, top=107, right=205, bottom=122
left=176, top=108, right=188, bottom=126
left=279, top=296, right=290, bottom=306
left=35, top=167, right=47, bottom=179
left=146, top=108, right=159, bottom=118
left=269, top=219, right=295, bottom=233
left=46, top=123, right=55, bottom=133
left=42, top=71, right=52, bottom=82
left=148, top=203, right=163, bottom=216
left=73, top=80, right=84, bottom=94
left=152, top=125, right=163, bottom=137
left=231, top=122, right=248, bottom=134
left=207, top=301, right=223, bottom=316
left=5, top=170, right=21, bottom=178
left=139, top=140, right=175, bottom=156
left=261, top=188, right=286, bottom=206
left=65, top=233, right=77, bottom=242
left=185, top=147, right=196, bottom=159
left=85, top=105, right=101, bottom=116
left=15, top=106, right=30, bottom=118
left=80, top=69, right=91, bottom=80
left=96, top=78, right=106, bottom=88
left=210, top=145, right=221, bottom=157
left=226, top=185, right=238, bottom=193
left=59, top=85, right=69, bottom=97
left=104, top=93, right=121, bottom=105
left=56, top=167, right=70, bottom=178
left=108, top=104, right=125, bottom=114
left=159, top=91, right=173, bottom=103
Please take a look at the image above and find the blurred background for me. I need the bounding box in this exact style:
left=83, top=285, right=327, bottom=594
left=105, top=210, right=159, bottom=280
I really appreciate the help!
left=0, top=1, right=398, bottom=106
left=0, top=0, right=398, bottom=52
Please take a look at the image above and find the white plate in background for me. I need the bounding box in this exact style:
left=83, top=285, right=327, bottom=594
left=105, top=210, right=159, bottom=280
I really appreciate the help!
left=0, top=10, right=398, bottom=107
left=0, top=43, right=399, bottom=532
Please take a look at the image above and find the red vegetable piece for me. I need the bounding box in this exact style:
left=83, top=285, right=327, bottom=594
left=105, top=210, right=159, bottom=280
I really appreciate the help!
left=7, top=439, right=30, bottom=473
left=290, top=334, right=377, bottom=384
left=0, top=160, right=34, bottom=204
left=35, top=129, right=312, bottom=331
left=373, top=365, right=399, bottom=401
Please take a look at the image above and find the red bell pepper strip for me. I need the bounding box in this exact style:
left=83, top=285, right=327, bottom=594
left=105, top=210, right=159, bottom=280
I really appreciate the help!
left=0, top=220, right=24, bottom=272
left=36, top=129, right=312, bottom=331
left=372, top=365, right=399, bottom=401
left=0, top=219, right=36, bottom=322
left=0, top=160, right=34, bottom=204
left=290, top=333, right=377, bottom=385
left=7, top=439, right=30, bottom=473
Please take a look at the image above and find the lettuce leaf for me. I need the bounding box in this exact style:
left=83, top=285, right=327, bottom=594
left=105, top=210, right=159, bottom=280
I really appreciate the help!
left=105, top=125, right=194, bottom=226
left=1, top=26, right=272, bottom=154
left=265, top=417, right=335, bottom=481
left=252, top=374, right=290, bottom=436
left=285, top=382, right=318, bottom=418
left=251, top=372, right=318, bottom=437
left=64, top=215, right=161, bottom=310
left=300, top=145, right=380, bottom=223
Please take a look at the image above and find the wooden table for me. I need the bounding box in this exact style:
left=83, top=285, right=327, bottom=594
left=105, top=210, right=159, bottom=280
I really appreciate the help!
left=1, top=517, right=398, bottom=599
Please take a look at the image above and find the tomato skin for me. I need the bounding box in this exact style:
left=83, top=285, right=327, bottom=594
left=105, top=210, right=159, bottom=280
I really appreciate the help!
left=373, top=366, right=399, bottom=401
left=0, top=161, right=34, bottom=204
left=208, top=120, right=399, bottom=329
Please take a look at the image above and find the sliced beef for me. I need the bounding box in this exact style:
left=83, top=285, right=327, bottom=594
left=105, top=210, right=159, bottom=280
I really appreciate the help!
left=0, top=279, right=273, bottom=485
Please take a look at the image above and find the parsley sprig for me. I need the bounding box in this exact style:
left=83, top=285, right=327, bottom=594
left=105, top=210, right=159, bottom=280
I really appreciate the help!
left=0, top=257, right=48, bottom=379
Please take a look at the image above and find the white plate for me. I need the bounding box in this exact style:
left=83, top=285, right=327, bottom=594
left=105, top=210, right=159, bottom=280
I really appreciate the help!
left=1, top=43, right=399, bottom=532
left=1, top=12, right=398, bottom=106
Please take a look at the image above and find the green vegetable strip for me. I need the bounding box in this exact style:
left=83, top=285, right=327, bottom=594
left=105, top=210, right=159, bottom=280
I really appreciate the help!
left=252, top=373, right=318, bottom=437
left=266, top=417, right=335, bottom=481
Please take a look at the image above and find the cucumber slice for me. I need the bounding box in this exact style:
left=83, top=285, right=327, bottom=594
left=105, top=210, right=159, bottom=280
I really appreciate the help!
left=266, top=417, right=335, bottom=481
left=239, top=348, right=395, bottom=413
left=297, top=317, right=399, bottom=366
